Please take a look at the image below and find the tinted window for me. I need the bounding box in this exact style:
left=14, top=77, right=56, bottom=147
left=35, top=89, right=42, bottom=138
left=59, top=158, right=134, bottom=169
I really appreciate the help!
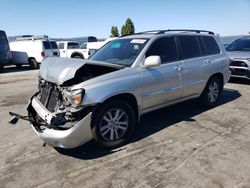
left=88, top=36, right=97, bottom=42
left=67, top=42, right=80, bottom=49
left=58, top=43, right=64, bottom=49
left=202, top=36, right=220, bottom=55
left=146, top=37, right=178, bottom=64
left=226, top=38, right=250, bottom=52
left=0, top=31, right=9, bottom=51
left=43, top=41, right=51, bottom=49
left=178, top=36, right=201, bottom=59
left=197, top=37, right=206, bottom=56
left=50, top=42, right=58, bottom=49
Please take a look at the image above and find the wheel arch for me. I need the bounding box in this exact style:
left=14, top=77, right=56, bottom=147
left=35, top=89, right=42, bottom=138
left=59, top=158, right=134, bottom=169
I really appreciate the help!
left=95, top=93, right=140, bottom=122
left=208, top=72, right=224, bottom=90
left=71, top=52, right=84, bottom=59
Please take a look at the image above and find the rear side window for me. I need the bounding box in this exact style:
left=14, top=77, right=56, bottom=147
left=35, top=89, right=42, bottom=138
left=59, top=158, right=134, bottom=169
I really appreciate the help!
left=67, top=42, right=80, bottom=49
left=58, top=43, right=64, bottom=49
left=178, top=36, right=201, bottom=59
left=202, top=36, right=220, bottom=55
left=146, top=37, right=178, bottom=64
left=50, top=42, right=58, bottom=49
left=43, top=41, right=51, bottom=49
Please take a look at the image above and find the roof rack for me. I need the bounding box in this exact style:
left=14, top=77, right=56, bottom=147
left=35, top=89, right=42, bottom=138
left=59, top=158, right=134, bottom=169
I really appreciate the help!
left=132, top=29, right=215, bottom=36
left=11, top=35, right=49, bottom=41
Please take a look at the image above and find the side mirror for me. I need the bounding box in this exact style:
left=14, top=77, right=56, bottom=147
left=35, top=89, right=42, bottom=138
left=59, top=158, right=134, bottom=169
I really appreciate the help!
left=144, top=56, right=161, bottom=68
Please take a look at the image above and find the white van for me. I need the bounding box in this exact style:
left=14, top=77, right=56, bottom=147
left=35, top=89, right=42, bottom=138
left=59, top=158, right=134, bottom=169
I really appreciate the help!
left=9, top=35, right=59, bottom=69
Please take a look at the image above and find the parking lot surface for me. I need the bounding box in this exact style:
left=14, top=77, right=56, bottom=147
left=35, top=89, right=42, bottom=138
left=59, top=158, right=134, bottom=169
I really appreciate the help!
left=0, top=68, right=250, bottom=188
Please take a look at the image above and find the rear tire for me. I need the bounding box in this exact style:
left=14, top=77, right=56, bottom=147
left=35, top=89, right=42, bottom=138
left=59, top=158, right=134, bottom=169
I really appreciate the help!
left=91, top=100, right=136, bottom=149
left=72, top=55, right=83, bottom=59
left=199, top=76, right=223, bottom=107
left=29, top=58, right=39, bottom=69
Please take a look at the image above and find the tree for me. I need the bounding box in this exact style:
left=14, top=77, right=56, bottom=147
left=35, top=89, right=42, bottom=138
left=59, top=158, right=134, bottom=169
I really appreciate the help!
left=110, top=26, right=119, bottom=37
left=120, top=18, right=135, bottom=36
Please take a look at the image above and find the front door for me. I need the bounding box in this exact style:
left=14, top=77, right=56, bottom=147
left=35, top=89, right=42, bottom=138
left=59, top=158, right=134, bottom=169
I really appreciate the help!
left=141, top=36, right=184, bottom=111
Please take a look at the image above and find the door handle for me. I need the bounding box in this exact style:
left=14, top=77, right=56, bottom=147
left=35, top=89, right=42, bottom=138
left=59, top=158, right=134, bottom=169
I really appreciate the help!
left=174, top=65, right=183, bottom=71
left=204, top=59, right=211, bottom=64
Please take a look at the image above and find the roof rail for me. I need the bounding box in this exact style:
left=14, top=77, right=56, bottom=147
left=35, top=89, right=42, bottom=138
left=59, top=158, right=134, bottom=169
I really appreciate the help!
left=130, top=29, right=215, bottom=36
left=12, top=35, right=49, bottom=41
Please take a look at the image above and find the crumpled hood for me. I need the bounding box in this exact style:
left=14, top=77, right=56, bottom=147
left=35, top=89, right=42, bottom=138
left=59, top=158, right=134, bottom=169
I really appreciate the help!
left=39, top=57, right=122, bottom=85
left=227, top=51, right=250, bottom=60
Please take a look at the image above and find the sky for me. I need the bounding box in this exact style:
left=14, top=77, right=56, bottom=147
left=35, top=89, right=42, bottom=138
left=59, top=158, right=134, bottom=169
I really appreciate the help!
left=1, top=0, right=250, bottom=38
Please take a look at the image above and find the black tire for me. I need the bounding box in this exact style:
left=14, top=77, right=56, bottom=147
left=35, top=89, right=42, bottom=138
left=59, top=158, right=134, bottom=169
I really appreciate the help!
left=91, top=100, right=136, bottom=149
left=29, top=58, right=39, bottom=69
left=15, top=64, right=22, bottom=68
left=199, top=76, right=223, bottom=107
left=72, top=55, right=83, bottom=59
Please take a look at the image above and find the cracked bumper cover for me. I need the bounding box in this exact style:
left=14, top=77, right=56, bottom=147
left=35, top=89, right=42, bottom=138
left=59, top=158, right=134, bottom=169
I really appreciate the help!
left=28, top=97, right=93, bottom=149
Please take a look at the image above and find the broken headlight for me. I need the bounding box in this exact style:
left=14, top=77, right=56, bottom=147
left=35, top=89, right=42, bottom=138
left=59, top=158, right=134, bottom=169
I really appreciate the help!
left=63, top=89, right=85, bottom=108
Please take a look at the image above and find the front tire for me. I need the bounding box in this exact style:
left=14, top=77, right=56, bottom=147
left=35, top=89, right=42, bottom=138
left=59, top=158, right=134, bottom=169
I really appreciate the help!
left=91, top=100, right=136, bottom=149
left=199, top=76, right=223, bottom=107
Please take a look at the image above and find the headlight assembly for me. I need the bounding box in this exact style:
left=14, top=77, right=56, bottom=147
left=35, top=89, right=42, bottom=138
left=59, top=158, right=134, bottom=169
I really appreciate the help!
left=63, top=89, right=85, bottom=107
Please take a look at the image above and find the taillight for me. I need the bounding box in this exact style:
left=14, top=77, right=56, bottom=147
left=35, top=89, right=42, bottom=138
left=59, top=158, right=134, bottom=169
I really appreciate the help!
left=41, top=52, right=45, bottom=58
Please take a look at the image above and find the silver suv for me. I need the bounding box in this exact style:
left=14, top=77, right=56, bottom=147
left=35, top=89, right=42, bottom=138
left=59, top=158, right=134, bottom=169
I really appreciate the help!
left=9, top=30, right=231, bottom=149
left=226, top=37, right=250, bottom=80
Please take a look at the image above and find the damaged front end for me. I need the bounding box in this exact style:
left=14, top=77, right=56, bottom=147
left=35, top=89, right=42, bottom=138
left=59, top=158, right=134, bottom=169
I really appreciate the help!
left=9, top=57, right=123, bottom=148
left=21, top=79, right=94, bottom=148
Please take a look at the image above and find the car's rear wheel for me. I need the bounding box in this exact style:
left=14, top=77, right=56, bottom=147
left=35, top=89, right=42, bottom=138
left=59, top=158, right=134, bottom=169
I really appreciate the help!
left=72, top=55, right=83, bottom=59
left=199, top=76, right=222, bottom=107
left=29, top=58, right=39, bottom=69
left=91, top=100, right=136, bottom=148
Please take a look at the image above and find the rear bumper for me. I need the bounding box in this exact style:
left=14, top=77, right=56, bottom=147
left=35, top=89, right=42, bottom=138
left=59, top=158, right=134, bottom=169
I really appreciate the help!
left=28, top=97, right=93, bottom=149
left=230, top=66, right=250, bottom=80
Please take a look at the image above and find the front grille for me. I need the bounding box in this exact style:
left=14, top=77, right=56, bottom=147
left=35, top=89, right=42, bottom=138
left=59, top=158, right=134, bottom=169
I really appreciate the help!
left=230, top=68, right=250, bottom=78
left=230, top=61, right=248, bottom=67
left=39, top=82, right=60, bottom=112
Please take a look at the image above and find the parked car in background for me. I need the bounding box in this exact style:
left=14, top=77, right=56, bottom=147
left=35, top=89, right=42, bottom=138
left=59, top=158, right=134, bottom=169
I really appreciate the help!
left=9, top=35, right=59, bottom=69
left=0, top=30, right=12, bottom=69
left=10, top=29, right=231, bottom=149
left=57, top=41, right=89, bottom=59
left=81, top=37, right=117, bottom=56
left=226, top=37, right=250, bottom=80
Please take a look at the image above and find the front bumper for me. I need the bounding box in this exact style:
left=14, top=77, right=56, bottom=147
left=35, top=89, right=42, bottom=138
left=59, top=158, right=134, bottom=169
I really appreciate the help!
left=230, top=66, right=250, bottom=80
left=28, top=96, right=93, bottom=149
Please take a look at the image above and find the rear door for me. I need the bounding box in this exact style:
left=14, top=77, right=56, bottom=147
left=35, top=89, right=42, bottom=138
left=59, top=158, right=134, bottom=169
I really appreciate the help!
left=177, top=35, right=212, bottom=97
left=50, top=41, right=59, bottom=56
left=43, top=41, right=53, bottom=57
left=142, top=36, right=184, bottom=111
left=58, top=42, right=66, bottom=57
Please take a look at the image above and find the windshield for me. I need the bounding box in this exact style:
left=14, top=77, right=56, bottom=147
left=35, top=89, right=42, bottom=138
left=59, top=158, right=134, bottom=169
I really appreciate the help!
left=226, top=38, right=250, bottom=52
left=89, top=38, right=149, bottom=67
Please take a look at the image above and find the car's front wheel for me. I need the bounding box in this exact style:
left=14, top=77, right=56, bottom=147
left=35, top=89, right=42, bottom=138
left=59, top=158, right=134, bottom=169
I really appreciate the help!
left=91, top=100, right=136, bottom=148
left=199, top=76, right=223, bottom=107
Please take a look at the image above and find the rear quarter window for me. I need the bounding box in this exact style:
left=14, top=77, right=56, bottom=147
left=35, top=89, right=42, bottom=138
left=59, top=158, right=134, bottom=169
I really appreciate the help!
left=43, top=41, right=51, bottom=49
left=178, top=36, right=201, bottom=59
left=202, top=36, right=220, bottom=55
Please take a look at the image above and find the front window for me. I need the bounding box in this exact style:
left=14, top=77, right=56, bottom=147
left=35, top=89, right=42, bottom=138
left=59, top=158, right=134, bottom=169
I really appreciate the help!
left=226, top=38, right=250, bottom=52
left=90, top=38, right=149, bottom=67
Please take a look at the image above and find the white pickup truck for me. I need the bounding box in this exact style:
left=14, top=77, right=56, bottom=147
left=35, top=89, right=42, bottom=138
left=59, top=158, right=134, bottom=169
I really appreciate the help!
left=57, top=41, right=89, bottom=59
